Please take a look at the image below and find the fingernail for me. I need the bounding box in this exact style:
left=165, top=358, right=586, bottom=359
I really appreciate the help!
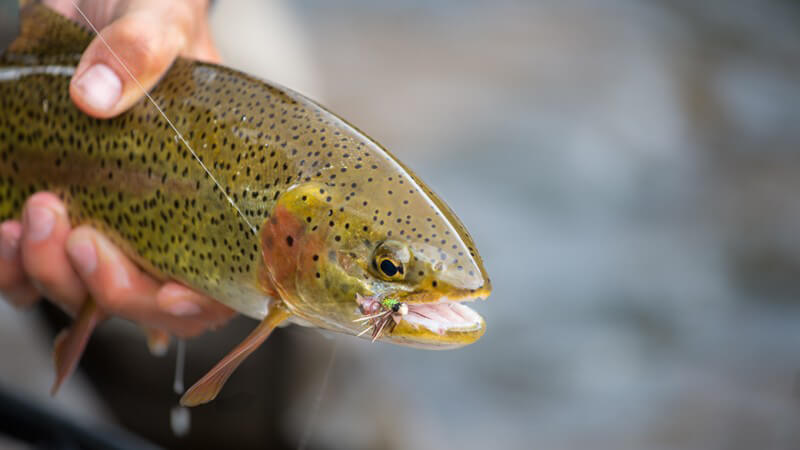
left=167, top=301, right=202, bottom=317
left=74, top=64, right=121, bottom=112
left=66, top=237, right=97, bottom=275
left=25, top=206, right=55, bottom=242
left=0, top=223, right=21, bottom=260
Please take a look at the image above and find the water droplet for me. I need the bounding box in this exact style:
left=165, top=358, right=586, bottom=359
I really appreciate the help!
left=170, top=405, right=191, bottom=436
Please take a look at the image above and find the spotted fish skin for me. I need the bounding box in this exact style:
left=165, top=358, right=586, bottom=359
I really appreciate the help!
left=1, top=5, right=490, bottom=347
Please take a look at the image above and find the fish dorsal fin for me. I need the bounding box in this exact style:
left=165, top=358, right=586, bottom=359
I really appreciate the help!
left=7, top=2, right=93, bottom=56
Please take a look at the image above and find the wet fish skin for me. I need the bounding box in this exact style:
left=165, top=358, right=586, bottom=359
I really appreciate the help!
left=0, top=4, right=491, bottom=350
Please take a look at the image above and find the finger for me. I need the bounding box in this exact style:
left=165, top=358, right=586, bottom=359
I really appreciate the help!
left=156, top=282, right=235, bottom=328
left=0, top=221, right=40, bottom=307
left=69, top=1, right=198, bottom=118
left=20, top=193, right=87, bottom=314
left=66, top=226, right=224, bottom=336
left=185, top=20, right=221, bottom=63
left=0, top=221, right=25, bottom=286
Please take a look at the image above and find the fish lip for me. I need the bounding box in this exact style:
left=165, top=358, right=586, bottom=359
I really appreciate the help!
left=386, top=291, right=489, bottom=346
left=396, top=287, right=491, bottom=305
left=354, top=288, right=489, bottom=347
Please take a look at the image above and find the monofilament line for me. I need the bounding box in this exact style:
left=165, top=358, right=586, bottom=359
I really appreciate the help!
left=174, top=338, right=186, bottom=394
left=70, top=1, right=259, bottom=236
left=297, top=339, right=338, bottom=450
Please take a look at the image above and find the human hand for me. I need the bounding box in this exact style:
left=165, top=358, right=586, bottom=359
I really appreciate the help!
left=45, top=0, right=220, bottom=118
left=0, top=0, right=234, bottom=336
left=0, top=193, right=234, bottom=337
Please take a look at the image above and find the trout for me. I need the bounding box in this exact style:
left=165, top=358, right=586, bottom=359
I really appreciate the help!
left=0, top=4, right=491, bottom=406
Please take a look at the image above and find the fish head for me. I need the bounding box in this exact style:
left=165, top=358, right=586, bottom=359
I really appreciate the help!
left=259, top=146, right=490, bottom=349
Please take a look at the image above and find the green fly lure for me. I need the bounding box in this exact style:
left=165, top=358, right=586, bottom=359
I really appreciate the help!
left=354, top=294, right=409, bottom=342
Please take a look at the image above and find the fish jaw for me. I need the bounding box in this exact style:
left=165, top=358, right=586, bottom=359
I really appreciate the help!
left=386, top=298, right=487, bottom=349
left=355, top=287, right=490, bottom=349
left=260, top=182, right=494, bottom=348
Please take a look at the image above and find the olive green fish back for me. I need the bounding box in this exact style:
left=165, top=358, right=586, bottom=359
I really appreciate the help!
left=1, top=4, right=489, bottom=321
left=1, top=4, right=275, bottom=316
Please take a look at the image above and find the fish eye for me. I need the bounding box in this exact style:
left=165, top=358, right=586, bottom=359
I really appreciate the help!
left=373, top=240, right=410, bottom=281
left=377, top=257, right=404, bottom=280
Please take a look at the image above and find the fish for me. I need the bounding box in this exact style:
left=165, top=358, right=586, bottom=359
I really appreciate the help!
left=0, top=3, right=492, bottom=406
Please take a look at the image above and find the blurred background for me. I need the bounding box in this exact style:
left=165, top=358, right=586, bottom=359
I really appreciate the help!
left=2, top=0, right=800, bottom=449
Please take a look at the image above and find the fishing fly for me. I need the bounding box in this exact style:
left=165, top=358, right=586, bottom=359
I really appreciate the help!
left=1, top=0, right=489, bottom=417
left=354, top=294, right=408, bottom=342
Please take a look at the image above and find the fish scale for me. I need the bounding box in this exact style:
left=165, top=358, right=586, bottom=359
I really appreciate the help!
left=1, top=3, right=491, bottom=405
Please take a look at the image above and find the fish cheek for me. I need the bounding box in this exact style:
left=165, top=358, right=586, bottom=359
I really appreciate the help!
left=260, top=205, right=307, bottom=301
left=260, top=184, right=330, bottom=306
left=262, top=185, right=372, bottom=327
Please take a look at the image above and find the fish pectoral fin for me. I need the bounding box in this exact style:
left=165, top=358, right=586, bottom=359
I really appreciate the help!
left=180, top=304, right=291, bottom=407
left=51, top=298, right=105, bottom=396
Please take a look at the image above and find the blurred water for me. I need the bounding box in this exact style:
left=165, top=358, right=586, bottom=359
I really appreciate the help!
left=285, top=1, right=800, bottom=449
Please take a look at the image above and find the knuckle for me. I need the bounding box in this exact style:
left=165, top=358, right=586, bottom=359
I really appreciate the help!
left=165, top=2, right=195, bottom=30
left=25, top=265, right=61, bottom=290
left=96, top=283, right=134, bottom=313
left=120, top=30, right=165, bottom=75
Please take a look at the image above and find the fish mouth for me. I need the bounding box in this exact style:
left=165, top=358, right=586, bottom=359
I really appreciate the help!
left=386, top=291, right=489, bottom=349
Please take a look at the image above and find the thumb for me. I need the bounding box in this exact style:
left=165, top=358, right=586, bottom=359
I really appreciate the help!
left=69, top=5, right=195, bottom=118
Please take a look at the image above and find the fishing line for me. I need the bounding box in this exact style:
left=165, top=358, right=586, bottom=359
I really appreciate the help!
left=69, top=1, right=259, bottom=236
left=297, top=338, right=338, bottom=450
left=170, top=338, right=191, bottom=437
left=69, top=4, right=338, bottom=444
left=70, top=3, right=254, bottom=436
left=173, top=338, right=186, bottom=394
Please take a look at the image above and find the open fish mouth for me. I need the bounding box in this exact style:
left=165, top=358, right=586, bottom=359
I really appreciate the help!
left=403, top=298, right=485, bottom=336
left=385, top=293, right=488, bottom=349
left=355, top=290, right=488, bottom=349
